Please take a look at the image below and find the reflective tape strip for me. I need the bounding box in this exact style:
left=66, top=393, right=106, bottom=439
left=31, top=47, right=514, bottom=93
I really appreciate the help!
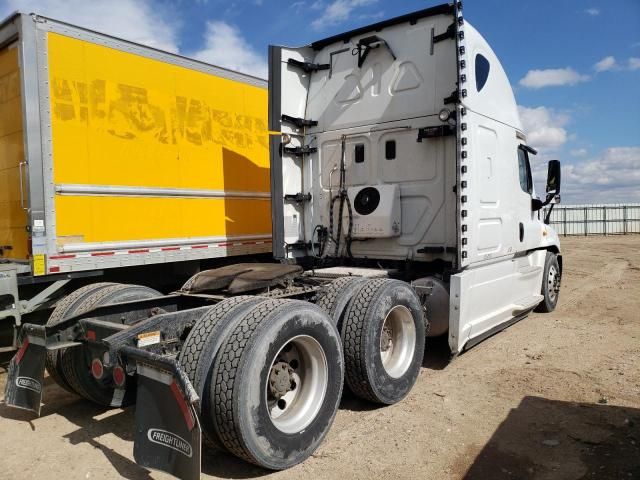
left=59, top=234, right=271, bottom=253
left=47, top=240, right=273, bottom=273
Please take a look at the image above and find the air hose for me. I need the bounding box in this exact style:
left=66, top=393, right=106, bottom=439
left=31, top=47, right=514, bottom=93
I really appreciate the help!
left=327, top=135, right=354, bottom=258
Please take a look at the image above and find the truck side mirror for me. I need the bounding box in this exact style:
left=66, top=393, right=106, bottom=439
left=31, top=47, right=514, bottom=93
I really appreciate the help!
left=532, top=160, right=562, bottom=212
left=546, top=160, right=561, bottom=194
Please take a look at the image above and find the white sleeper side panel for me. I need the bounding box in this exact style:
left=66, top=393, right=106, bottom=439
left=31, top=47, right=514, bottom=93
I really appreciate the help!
left=449, top=249, right=547, bottom=354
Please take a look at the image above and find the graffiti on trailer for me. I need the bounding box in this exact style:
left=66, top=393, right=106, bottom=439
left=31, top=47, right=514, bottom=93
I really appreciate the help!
left=51, top=78, right=268, bottom=150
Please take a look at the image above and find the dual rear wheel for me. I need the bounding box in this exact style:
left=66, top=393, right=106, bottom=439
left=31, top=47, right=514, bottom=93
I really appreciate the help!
left=181, top=278, right=425, bottom=469
left=45, top=283, right=162, bottom=406
left=48, top=277, right=425, bottom=470
left=316, top=277, right=426, bottom=404
left=179, top=298, right=343, bottom=469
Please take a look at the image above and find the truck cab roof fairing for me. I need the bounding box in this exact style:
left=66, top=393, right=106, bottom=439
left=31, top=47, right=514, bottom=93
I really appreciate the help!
left=462, top=22, right=522, bottom=132
left=309, top=3, right=454, bottom=51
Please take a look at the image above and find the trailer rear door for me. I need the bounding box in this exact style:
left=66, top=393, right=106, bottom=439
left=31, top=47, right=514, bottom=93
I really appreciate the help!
left=0, top=41, right=28, bottom=261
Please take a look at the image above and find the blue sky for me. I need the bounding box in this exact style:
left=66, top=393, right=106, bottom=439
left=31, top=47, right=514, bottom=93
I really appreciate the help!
left=2, top=0, right=639, bottom=203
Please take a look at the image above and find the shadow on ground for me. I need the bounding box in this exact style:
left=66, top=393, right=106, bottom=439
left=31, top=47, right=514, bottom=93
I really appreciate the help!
left=0, top=377, right=271, bottom=480
left=462, top=396, right=640, bottom=480
left=423, top=334, right=451, bottom=370
left=0, top=334, right=458, bottom=478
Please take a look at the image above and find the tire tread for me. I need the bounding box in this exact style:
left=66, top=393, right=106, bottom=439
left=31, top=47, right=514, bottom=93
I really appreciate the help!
left=315, top=276, right=367, bottom=328
left=341, top=278, right=392, bottom=402
left=178, top=295, right=263, bottom=450
left=44, top=282, right=116, bottom=393
left=212, top=299, right=290, bottom=464
left=60, top=284, right=160, bottom=404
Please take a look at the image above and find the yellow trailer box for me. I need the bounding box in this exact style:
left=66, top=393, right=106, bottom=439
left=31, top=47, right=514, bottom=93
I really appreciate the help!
left=0, top=13, right=271, bottom=277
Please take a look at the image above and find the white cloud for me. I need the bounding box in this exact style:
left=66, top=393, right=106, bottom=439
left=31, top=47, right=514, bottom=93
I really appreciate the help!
left=570, top=148, right=588, bottom=157
left=585, top=8, right=600, bottom=16
left=311, top=0, right=378, bottom=30
left=519, top=68, right=590, bottom=89
left=628, top=57, right=640, bottom=71
left=593, top=56, right=640, bottom=72
left=357, top=11, right=384, bottom=22
left=0, top=1, right=268, bottom=79
left=518, top=106, right=570, bottom=151
left=189, top=21, right=267, bottom=79
left=594, top=56, right=617, bottom=72
left=530, top=147, right=640, bottom=204
left=0, top=0, right=180, bottom=52
left=560, top=147, right=640, bottom=203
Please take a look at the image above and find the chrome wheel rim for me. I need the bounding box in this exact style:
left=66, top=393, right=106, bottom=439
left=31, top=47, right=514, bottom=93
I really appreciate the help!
left=266, top=335, right=328, bottom=434
left=548, top=264, right=560, bottom=302
left=379, top=305, right=416, bottom=378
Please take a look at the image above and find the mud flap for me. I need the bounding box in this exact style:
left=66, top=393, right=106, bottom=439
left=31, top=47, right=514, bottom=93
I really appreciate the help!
left=123, top=348, right=201, bottom=480
left=4, top=327, right=47, bottom=415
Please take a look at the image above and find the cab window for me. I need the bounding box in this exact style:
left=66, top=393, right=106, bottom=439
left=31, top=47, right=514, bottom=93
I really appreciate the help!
left=475, top=54, right=490, bottom=92
left=517, top=148, right=533, bottom=194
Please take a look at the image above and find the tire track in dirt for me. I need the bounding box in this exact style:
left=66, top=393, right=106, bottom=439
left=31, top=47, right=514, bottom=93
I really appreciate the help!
left=559, top=259, right=628, bottom=309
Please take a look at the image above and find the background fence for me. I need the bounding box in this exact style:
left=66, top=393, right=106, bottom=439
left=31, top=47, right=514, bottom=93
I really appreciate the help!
left=545, top=204, right=640, bottom=236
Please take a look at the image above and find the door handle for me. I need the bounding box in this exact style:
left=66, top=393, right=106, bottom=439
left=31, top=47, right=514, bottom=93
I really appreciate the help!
left=519, top=222, right=524, bottom=242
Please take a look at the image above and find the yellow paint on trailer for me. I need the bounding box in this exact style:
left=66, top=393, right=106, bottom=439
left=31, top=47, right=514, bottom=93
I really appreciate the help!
left=0, top=43, right=28, bottom=260
left=54, top=196, right=272, bottom=245
left=46, top=32, right=270, bottom=246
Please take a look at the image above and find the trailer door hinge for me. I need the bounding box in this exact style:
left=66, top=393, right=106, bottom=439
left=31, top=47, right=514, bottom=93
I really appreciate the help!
left=433, top=22, right=456, bottom=44
left=284, top=192, right=312, bottom=203
left=281, top=114, right=318, bottom=129
left=283, top=145, right=318, bottom=156
left=417, top=125, right=455, bottom=142
left=287, top=58, right=330, bottom=73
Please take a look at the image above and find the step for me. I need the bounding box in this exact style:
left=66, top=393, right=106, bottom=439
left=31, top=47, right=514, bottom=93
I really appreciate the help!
left=512, top=294, right=544, bottom=315
left=518, top=265, right=543, bottom=277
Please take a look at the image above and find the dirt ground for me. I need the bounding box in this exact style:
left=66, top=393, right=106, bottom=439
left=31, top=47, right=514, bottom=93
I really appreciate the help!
left=1, top=235, right=639, bottom=480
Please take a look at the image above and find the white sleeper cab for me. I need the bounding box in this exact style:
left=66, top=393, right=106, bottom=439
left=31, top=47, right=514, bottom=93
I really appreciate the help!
left=269, top=3, right=562, bottom=354
left=6, top=4, right=562, bottom=480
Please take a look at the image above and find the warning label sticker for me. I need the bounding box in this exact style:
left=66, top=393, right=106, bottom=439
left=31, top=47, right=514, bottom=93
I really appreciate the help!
left=137, top=331, right=161, bottom=348
left=33, top=254, right=46, bottom=276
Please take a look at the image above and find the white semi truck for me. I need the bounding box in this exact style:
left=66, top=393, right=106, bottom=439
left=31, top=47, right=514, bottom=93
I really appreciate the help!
left=5, top=3, right=563, bottom=480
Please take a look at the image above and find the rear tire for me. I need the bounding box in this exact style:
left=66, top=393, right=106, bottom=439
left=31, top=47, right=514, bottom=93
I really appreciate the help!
left=342, top=279, right=425, bottom=405
left=535, top=252, right=561, bottom=313
left=61, top=284, right=162, bottom=406
left=315, top=276, right=367, bottom=330
left=45, top=282, right=116, bottom=394
left=210, top=299, right=344, bottom=470
left=177, top=295, right=266, bottom=450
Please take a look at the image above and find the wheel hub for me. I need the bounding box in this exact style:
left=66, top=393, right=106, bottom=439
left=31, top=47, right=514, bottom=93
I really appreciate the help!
left=266, top=336, right=329, bottom=434
left=548, top=265, right=560, bottom=301
left=269, top=361, right=295, bottom=399
left=379, top=305, right=417, bottom=379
